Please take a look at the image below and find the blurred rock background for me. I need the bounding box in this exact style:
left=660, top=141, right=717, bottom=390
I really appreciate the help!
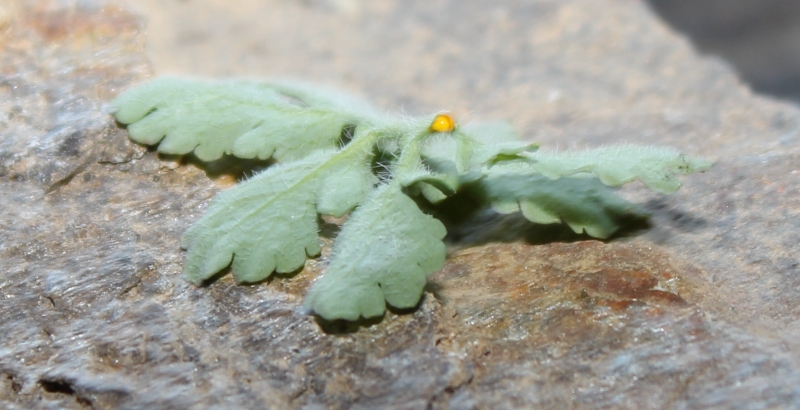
left=649, top=0, right=800, bottom=101
left=125, top=0, right=800, bottom=104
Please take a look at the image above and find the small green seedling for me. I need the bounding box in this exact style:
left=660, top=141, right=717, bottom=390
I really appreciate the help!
left=112, top=78, right=710, bottom=321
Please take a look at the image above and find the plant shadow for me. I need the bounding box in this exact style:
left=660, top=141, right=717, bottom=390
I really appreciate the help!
left=428, top=190, right=653, bottom=247
left=156, top=151, right=275, bottom=181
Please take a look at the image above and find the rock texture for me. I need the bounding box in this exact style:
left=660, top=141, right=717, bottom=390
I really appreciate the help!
left=2, top=0, right=800, bottom=408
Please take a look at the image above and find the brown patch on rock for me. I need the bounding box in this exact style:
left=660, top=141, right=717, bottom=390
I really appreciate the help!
left=431, top=241, right=704, bottom=346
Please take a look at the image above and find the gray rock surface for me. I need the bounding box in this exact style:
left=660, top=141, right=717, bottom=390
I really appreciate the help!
left=2, top=0, right=800, bottom=408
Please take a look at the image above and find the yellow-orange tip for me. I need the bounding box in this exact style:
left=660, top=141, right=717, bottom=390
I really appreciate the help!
left=429, top=113, right=456, bottom=133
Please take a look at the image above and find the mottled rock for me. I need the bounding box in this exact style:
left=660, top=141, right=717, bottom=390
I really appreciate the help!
left=2, top=0, right=800, bottom=409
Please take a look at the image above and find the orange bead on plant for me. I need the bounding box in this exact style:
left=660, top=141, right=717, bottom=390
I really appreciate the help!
left=429, top=113, right=456, bottom=133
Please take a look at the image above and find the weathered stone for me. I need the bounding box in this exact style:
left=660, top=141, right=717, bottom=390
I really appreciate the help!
left=2, top=0, right=800, bottom=408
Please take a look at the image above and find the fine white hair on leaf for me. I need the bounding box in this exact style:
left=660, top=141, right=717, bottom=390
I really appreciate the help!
left=113, top=77, right=711, bottom=322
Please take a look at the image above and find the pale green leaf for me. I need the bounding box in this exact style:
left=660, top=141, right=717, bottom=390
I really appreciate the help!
left=397, top=155, right=458, bottom=203
left=182, top=146, right=377, bottom=285
left=513, top=145, right=712, bottom=194
left=413, top=120, right=535, bottom=203
left=114, top=78, right=713, bottom=323
left=476, top=145, right=708, bottom=237
left=420, top=121, right=535, bottom=174
left=453, top=121, right=536, bottom=167
left=304, top=182, right=447, bottom=321
left=477, top=174, right=648, bottom=238
left=111, top=77, right=362, bottom=162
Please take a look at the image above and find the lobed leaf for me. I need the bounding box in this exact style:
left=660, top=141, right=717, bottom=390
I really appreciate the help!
left=111, top=77, right=362, bottom=162
left=398, top=151, right=459, bottom=204
left=476, top=174, right=648, bottom=238
left=182, top=147, right=377, bottom=285
left=304, top=182, right=447, bottom=321
left=416, top=120, right=536, bottom=201
left=513, top=145, right=712, bottom=194
left=420, top=121, right=535, bottom=176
